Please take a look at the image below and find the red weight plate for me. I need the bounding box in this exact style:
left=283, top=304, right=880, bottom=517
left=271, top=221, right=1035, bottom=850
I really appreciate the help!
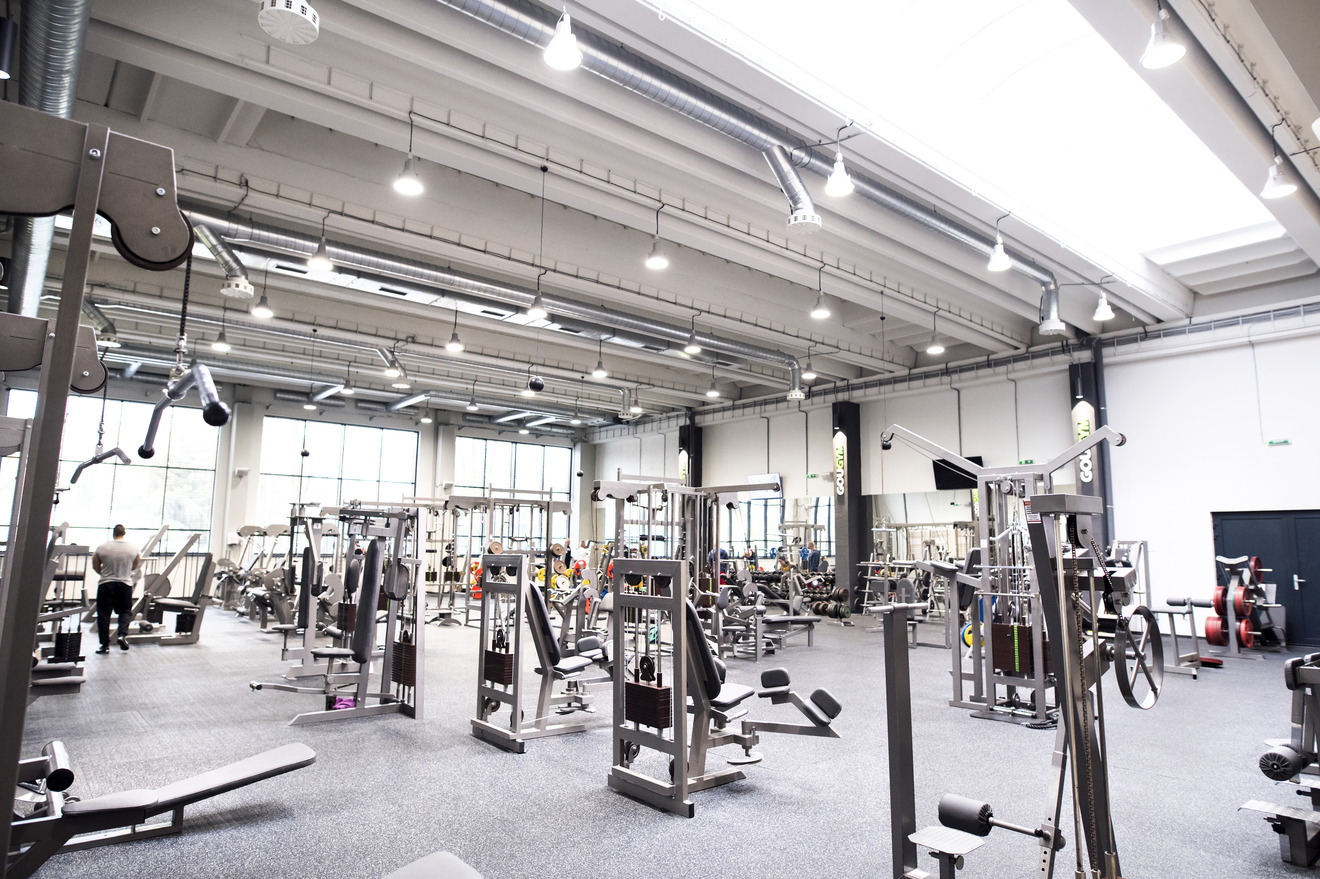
left=1205, top=615, right=1229, bottom=647
left=1237, top=619, right=1255, bottom=649
left=1212, top=585, right=1227, bottom=616
left=1249, top=556, right=1264, bottom=584
left=1233, top=585, right=1256, bottom=616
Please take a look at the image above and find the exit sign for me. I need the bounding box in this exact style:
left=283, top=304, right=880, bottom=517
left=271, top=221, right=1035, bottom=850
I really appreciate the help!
left=1019, top=459, right=1034, bottom=465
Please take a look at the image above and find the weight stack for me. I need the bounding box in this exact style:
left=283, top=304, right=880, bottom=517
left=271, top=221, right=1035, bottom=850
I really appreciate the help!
left=51, top=630, right=81, bottom=662
left=391, top=638, right=417, bottom=687
left=990, top=623, right=1051, bottom=675
left=146, top=603, right=165, bottom=624
left=624, top=680, right=672, bottom=729
left=337, top=602, right=357, bottom=634
left=484, top=649, right=515, bottom=686
left=175, top=611, right=196, bottom=634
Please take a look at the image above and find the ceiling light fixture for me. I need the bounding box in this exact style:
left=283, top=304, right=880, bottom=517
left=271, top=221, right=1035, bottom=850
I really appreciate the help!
left=824, top=122, right=855, bottom=198
left=644, top=204, right=669, bottom=270
left=926, top=309, right=945, bottom=356
left=811, top=264, right=831, bottom=319
left=390, top=358, right=411, bottom=389
left=527, top=166, right=552, bottom=321
left=544, top=6, right=583, bottom=71
left=987, top=212, right=1013, bottom=272
left=383, top=349, right=402, bottom=378
left=1262, top=123, right=1298, bottom=200
left=519, top=427, right=531, bottom=435
left=250, top=293, right=274, bottom=321
left=96, top=331, right=122, bottom=349
left=630, top=400, right=643, bottom=414
left=466, top=380, right=479, bottom=411
left=307, top=213, right=333, bottom=272
left=446, top=309, right=464, bottom=353
left=801, top=353, right=817, bottom=382
left=1093, top=289, right=1115, bottom=322
left=420, top=414, right=433, bottom=424
left=684, top=314, right=702, bottom=355
left=706, top=362, right=720, bottom=398
left=1140, top=2, right=1186, bottom=70
left=592, top=337, right=608, bottom=379
left=303, top=400, right=318, bottom=411
left=211, top=307, right=233, bottom=353
left=393, top=113, right=424, bottom=196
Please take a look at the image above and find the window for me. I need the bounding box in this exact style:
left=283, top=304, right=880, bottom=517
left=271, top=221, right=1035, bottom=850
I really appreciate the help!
left=724, top=495, right=834, bottom=561
left=451, top=436, right=572, bottom=551
left=255, top=417, right=419, bottom=526
left=1, top=389, right=218, bottom=553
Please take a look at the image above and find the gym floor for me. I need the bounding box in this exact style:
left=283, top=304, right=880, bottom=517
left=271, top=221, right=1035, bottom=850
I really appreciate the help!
left=20, top=611, right=1305, bottom=878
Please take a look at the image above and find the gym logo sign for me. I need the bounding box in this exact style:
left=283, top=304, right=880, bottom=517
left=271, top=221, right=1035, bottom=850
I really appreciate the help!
left=1073, top=402, right=1095, bottom=485
left=833, top=430, right=847, bottom=497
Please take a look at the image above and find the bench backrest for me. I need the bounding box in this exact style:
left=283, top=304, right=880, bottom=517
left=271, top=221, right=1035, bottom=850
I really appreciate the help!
left=351, top=538, right=382, bottom=664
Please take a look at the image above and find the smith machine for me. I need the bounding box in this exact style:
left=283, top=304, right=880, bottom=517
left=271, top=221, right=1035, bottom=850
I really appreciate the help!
left=881, top=425, right=1145, bottom=725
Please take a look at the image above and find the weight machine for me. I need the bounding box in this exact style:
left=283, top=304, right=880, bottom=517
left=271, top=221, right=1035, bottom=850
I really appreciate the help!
left=892, top=493, right=1164, bottom=879
left=880, top=424, right=1132, bottom=724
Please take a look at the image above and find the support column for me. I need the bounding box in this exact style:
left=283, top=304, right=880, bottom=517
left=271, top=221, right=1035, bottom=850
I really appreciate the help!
left=1068, top=354, right=1114, bottom=549
left=678, top=416, right=701, bottom=487
left=831, top=402, right=868, bottom=607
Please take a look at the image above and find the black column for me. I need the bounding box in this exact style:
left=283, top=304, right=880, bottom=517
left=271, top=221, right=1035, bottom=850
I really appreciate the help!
left=1068, top=355, right=1113, bottom=549
left=678, top=417, right=702, bottom=487
left=832, top=401, right=868, bottom=606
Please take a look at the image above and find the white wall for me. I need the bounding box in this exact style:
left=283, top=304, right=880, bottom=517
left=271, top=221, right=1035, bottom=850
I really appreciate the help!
left=1107, top=331, right=1320, bottom=608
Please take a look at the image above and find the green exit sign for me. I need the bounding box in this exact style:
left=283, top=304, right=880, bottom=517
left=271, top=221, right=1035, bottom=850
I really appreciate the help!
left=806, top=473, right=818, bottom=479
left=1019, top=459, right=1034, bottom=465
left=1268, top=439, right=1291, bottom=446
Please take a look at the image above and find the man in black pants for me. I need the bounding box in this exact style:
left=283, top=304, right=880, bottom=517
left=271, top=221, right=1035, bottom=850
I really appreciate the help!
left=92, top=524, right=141, bottom=654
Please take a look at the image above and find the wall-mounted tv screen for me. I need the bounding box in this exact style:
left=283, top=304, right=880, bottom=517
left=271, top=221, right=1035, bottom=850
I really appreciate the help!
left=932, top=456, right=983, bottom=491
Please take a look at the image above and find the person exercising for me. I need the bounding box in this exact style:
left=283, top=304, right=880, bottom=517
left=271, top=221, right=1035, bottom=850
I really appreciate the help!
left=92, top=524, right=141, bottom=653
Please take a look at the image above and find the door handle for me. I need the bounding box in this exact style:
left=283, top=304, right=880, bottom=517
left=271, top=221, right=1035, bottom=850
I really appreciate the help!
left=1296, top=575, right=1306, bottom=590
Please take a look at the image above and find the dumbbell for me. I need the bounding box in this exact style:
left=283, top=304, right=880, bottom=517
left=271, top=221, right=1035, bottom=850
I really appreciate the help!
left=938, top=794, right=1065, bottom=850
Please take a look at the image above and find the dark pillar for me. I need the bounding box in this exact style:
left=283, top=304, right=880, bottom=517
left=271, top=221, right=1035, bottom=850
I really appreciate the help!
left=678, top=417, right=701, bottom=487
left=831, top=401, right=868, bottom=606
left=1068, top=354, right=1114, bottom=549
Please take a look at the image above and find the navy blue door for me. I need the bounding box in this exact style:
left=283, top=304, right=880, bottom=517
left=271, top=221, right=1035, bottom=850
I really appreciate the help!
left=1212, top=511, right=1320, bottom=646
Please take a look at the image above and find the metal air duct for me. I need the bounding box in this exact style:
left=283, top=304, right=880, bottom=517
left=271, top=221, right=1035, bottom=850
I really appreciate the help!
left=1038, top=282, right=1066, bottom=336
left=7, top=0, right=91, bottom=316
left=184, top=209, right=804, bottom=397
left=763, top=145, right=820, bottom=235
left=194, top=224, right=255, bottom=299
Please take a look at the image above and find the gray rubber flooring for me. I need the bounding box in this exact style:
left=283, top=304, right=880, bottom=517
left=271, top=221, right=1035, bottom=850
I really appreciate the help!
left=18, top=607, right=1310, bottom=878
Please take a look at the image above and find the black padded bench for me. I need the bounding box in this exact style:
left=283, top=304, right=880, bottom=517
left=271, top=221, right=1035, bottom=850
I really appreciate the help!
left=9, top=742, right=315, bottom=879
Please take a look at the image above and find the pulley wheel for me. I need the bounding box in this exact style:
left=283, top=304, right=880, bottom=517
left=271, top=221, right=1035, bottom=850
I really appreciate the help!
left=1237, top=619, right=1255, bottom=649
left=1212, top=585, right=1227, bottom=616
left=1233, top=585, right=1255, bottom=616
left=1114, top=605, right=1164, bottom=710
left=1205, top=615, right=1229, bottom=647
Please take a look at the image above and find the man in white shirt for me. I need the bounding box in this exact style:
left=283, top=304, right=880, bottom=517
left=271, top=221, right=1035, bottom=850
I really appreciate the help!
left=92, top=524, right=141, bottom=653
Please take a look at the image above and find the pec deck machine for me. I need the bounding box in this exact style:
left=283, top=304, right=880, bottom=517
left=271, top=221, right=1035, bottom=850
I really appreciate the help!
left=880, top=425, right=1164, bottom=879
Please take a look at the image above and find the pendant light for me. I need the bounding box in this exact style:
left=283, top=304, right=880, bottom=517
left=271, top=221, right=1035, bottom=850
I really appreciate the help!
left=445, top=309, right=464, bottom=352
left=341, top=366, right=356, bottom=396
left=1261, top=123, right=1298, bottom=200
left=801, top=348, right=817, bottom=382
left=592, top=337, right=608, bottom=379
left=394, top=112, right=424, bottom=196
left=250, top=265, right=274, bottom=319
left=527, top=166, right=551, bottom=320
left=466, top=380, right=479, bottom=411
left=211, top=307, right=233, bottom=353
left=683, top=314, right=701, bottom=355
left=644, top=204, right=669, bottom=270
left=1093, top=289, right=1115, bottom=322
left=823, top=123, right=854, bottom=198
left=1140, top=2, right=1185, bottom=70
left=987, top=212, right=1012, bottom=272
left=810, top=263, right=831, bottom=319
left=544, top=6, right=583, bottom=71
left=926, top=309, right=945, bottom=355
left=307, top=213, right=333, bottom=272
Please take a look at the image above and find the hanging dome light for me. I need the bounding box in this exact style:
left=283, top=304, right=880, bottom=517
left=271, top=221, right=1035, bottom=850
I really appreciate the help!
left=250, top=293, right=274, bottom=320
left=592, top=360, right=608, bottom=379
left=445, top=331, right=464, bottom=353
left=544, top=9, right=583, bottom=71
left=824, top=151, right=854, bottom=197
left=526, top=292, right=549, bottom=321
left=644, top=237, right=669, bottom=270
left=1140, top=8, right=1185, bottom=70
left=810, top=293, right=831, bottom=320
left=1261, top=156, right=1297, bottom=200
left=1093, top=291, right=1115, bottom=322
left=987, top=235, right=1013, bottom=272
left=801, top=358, right=817, bottom=381
left=211, top=330, right=233, bottom=353
left=394, top=156, right=424, bottom=196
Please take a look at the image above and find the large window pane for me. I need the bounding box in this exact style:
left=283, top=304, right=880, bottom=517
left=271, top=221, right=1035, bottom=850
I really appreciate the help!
left=380, top=430, right=417, bottom=484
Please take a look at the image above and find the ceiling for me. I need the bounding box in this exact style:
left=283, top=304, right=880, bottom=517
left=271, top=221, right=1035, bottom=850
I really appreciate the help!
left=5, top=0, right=1320, bottom=432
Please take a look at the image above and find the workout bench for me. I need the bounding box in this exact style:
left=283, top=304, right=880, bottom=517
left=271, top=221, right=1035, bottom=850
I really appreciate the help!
left=8, top=741, right=315, bottom=879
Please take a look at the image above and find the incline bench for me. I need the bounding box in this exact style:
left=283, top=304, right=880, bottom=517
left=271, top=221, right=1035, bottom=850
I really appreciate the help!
left=9, top=742, right=315, bottom=879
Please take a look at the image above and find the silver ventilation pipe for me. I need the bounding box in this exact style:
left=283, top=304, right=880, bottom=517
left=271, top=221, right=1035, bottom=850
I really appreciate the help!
left=7, top=0, right=91, bottom=316
left=184, top=209, right=804, bottom=398
left=194, top=224, right=255, bottom=298
left=763, top=145, right=820, bottom=235
left=434, top=0, right=1057, bottom=292
left=1038, top=282, right=1066, bottom=336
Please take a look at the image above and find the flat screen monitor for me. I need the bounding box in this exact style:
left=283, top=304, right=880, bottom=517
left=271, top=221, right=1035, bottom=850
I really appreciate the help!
left=932, top=455, right=983, bottom=491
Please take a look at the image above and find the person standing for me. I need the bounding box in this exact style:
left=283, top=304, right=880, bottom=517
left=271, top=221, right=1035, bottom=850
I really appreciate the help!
left=92, top=524, right=141, bottom=653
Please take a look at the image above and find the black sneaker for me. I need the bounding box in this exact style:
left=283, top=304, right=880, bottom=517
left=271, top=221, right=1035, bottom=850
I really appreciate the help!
left=117, top=635, right=130, bottom=651
left=96, top=645, right=110, bottom=654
